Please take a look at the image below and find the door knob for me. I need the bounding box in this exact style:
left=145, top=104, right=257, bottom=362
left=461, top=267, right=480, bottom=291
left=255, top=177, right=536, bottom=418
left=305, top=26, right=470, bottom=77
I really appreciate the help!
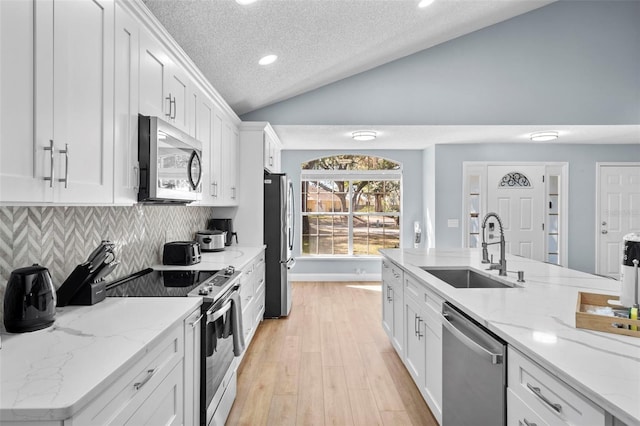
left=601, top=230, right=608, bottom=234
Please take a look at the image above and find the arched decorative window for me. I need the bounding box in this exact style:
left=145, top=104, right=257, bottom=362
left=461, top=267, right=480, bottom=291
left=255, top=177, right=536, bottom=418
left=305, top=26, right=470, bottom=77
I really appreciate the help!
left=301, top=155, right=402, bottom=256
left=498, top=171, right=531, bottom=188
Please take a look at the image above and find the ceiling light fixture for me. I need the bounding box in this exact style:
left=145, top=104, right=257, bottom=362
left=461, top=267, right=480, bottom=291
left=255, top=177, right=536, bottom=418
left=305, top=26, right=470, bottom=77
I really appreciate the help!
left=258, top=54, right=278, bottom=66
left=351, top=130, right=377, bottom=141
left=530, top=131, right=559, bottom=142
left=235, top=0, right=257, bottom=5
left=418, top=0, right=435, bottom=8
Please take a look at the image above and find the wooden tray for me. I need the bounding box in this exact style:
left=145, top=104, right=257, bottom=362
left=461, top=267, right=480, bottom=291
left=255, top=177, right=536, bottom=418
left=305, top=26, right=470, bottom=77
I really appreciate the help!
left=576, top=292, right=639, bottom=338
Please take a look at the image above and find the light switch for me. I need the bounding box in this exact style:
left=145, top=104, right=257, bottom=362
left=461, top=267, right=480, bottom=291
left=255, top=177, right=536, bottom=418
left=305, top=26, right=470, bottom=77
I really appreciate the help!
left=447, top=219, right=459, bottom=228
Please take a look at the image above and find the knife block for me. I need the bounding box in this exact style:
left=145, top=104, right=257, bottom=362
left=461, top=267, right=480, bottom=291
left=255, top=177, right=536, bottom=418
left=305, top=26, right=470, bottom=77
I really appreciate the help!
left=68, top=281, right=106, bottom=306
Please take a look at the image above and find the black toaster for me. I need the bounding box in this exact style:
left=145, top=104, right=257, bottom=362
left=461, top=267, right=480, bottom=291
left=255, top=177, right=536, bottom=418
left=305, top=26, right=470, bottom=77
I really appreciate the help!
left=162, top=241, right=202, bottom=266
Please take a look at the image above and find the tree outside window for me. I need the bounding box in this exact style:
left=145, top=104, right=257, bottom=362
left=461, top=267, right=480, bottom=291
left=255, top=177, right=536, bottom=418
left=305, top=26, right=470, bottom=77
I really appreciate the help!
left=301, top=155, right=401, bottom=256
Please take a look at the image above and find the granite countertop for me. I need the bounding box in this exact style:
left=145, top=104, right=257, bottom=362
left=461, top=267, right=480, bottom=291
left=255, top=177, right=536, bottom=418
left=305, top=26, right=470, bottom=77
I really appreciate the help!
left=152, top=245, right=265, bottom=272
left=0, top=297, right=201, bottom=422
left=380, top=248, right=640, bottom=426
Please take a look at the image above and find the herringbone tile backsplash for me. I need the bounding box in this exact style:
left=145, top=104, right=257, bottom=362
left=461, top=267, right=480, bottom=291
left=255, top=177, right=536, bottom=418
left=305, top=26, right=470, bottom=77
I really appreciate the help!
left=0, top=205, right=215, bottom=325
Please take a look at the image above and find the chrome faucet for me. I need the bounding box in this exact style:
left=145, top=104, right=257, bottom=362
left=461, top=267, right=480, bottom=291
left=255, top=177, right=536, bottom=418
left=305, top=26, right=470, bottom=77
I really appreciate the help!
left=481, top=212, right=507, bottom=276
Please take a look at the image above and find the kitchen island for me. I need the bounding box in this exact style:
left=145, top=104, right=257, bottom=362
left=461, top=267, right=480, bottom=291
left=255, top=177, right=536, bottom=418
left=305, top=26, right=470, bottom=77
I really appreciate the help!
left=380, top=248, right=640, bottom=426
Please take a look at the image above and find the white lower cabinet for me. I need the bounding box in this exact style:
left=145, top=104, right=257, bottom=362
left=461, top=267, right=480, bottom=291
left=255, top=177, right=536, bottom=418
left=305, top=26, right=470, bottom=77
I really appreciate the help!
left=402, top=273, right=443, bottom=424
left=239, top=250, right=266, bottom=346
left=184, top=307, right=202, bottom=426
left=508, top=347, right=605, bottom=426
left=66, top=321, right=185, bottom=425
left=381, top=259, right=404, bottom=355
left=508, top=388, right=549, bottom=426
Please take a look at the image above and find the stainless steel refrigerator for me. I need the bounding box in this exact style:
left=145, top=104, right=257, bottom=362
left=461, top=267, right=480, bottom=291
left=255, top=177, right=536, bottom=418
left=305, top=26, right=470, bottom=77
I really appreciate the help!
left=264, top=171, right=295, bottom=317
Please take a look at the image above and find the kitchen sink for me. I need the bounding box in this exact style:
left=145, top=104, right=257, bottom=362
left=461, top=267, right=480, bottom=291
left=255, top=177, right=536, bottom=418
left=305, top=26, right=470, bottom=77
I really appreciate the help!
left=421, top=267, right=515, bottom=289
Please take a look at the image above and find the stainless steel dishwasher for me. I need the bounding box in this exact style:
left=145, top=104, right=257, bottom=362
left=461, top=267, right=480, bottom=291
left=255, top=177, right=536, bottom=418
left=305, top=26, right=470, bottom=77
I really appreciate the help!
left=442, top=302, right=507, bottom=426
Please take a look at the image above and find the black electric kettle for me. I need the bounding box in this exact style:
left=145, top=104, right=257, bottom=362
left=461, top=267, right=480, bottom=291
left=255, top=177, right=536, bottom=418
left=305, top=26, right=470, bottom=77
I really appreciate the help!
left=3, top=264, right=56, bottom=333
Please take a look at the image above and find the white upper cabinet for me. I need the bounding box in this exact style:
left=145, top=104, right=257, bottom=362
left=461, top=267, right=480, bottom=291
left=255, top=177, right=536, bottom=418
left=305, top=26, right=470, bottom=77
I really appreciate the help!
left=0, top=0, right=48, bottom=203
left=1, top=0, right=115, bottom=204
left=38, top=0, right=115, bottom=203
left=139, top=27, right=191, bottom=135
left=113, top=2, right=140, bottom=205
left=263, top=129, right=282, bottom=173
left=221, top=119, right=240, bottom=205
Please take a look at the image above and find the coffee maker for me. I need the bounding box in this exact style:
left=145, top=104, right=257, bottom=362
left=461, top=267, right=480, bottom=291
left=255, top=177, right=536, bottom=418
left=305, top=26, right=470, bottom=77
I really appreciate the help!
left=620, top=233, right=640, bottom=307
left=208, top=218, right=237, bottom=246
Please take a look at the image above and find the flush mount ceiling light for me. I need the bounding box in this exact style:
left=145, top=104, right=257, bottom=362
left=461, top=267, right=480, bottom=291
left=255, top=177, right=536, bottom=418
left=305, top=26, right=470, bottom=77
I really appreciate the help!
left=418, top=0, right=435, bottom=8
left=235, top=0, right=257, bottom=5
left=258, top=54, right=278, bottom=66
left=530, top=131, right=559, bottom=142
left=351, top=130, right=377, bottom=141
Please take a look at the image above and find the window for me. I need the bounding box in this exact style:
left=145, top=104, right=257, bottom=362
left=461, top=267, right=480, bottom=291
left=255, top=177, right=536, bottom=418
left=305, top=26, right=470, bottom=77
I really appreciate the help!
left=301, top=155, right=401, bottom=256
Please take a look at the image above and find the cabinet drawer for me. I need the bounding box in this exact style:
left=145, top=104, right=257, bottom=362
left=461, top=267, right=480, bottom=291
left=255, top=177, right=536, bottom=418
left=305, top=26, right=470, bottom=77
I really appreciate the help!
left=71, top=325, right=183, bottom=425
left=508, top=348, right=605, bottom=426
left=508, top=388, right=549, bottom=426
left=404, top=274, right=422, bottom=301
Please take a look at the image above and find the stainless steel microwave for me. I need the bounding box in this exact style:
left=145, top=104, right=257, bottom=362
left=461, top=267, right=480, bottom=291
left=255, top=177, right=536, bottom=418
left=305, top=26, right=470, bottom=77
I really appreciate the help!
left=138, top=115, right=202, bottom=203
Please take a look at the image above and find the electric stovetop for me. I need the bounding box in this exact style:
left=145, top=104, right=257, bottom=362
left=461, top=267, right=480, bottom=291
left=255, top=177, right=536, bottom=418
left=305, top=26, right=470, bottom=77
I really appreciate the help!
left=105, top=269, right=217, bottom=298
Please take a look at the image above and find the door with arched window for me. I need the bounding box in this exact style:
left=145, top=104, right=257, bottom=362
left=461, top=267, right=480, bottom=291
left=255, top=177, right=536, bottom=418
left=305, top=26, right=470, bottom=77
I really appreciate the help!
left=487, top=165, right=545, bottom=261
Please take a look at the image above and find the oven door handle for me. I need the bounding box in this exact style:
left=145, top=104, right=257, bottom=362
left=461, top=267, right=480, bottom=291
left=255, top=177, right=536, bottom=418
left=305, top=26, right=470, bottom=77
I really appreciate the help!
left=207, top=299, right=233, bottom=323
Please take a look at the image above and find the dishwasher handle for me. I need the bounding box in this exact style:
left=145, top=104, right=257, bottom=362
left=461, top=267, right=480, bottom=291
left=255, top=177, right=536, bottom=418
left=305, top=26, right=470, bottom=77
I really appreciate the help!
left=442, top=311, right=504, bottom=365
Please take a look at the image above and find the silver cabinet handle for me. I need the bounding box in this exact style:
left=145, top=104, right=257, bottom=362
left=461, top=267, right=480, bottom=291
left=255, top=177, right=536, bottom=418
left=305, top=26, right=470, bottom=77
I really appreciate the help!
left=601, top=230, right=608, bottom=234
left=523, top=419, right=537, bottom=426
left=170, top=96, right=176, bottom=120
left=211, top=181, right=218, bottom=197
left=417, top=317, right=424, bottom=339
left=58, top=144, right=69, bottom=188
left=133, top=368, right=155, bottom=390
left=231, top=186, right=236, bottom=199
left=165, top=93, right=173, bottom=118
left=526, top=383, right=562, bottom=413
left=414, top=314, right=419, bottom=336
left=189, top=314, right=203, bottom=329
left=43, top=140, right=55, bottom=187
left=382, top=261, right=389, bottom=269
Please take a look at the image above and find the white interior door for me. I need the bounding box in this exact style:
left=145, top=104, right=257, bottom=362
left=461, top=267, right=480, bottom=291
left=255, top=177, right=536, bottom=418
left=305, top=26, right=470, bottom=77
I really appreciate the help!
left=487, top=165, right=545, bottom=261
left=597, top=164, right=640, bottom=277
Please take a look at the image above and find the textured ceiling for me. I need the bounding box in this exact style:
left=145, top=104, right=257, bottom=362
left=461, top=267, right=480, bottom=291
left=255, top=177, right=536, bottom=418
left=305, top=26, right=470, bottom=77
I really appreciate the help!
left=142, top=0, right=554, bottom=116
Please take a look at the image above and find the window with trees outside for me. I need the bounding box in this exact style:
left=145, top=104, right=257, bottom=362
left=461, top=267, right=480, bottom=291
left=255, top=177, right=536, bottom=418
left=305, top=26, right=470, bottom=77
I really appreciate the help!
left=301, top=155, right=401, bottom=256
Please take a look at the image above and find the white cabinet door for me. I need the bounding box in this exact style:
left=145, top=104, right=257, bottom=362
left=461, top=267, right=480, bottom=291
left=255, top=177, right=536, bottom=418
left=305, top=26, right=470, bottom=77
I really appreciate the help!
left=221, top=119, right=239, bottom=205
left=423, top=304, right=443, bottom=424
left=113, top=3, right=139, bottom=205
left=196, top=92, right=216, bottom=205
left=166, top=66, right=189, bottom=133
left=39, top=0, right=115, bottom=203
left=391, top=278, right=404, bottom=354
left=139, top=29, right=169, bottom=120
left=184, top=309, right=201, bottom=426
left=209, top=109, right=224, bottom=203
left=404, top=295, right=426, bottom=387
left=0, top=0, right=50, bottom=202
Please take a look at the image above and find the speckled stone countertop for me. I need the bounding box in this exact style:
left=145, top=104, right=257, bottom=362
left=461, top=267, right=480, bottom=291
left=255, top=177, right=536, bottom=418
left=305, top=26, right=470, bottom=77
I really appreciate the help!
left=380, top=248, right=640, bottom=426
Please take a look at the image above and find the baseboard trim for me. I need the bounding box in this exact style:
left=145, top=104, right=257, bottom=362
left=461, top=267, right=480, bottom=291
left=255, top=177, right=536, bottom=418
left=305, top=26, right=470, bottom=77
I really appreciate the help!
left=289, top=273, right=381, bottom=282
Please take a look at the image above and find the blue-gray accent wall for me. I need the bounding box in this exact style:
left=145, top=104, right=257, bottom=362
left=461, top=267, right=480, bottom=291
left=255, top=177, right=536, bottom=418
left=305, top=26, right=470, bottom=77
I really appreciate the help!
left=242, top=1, right=640, bottom=126
left=435, top=143, right=640, bottom=273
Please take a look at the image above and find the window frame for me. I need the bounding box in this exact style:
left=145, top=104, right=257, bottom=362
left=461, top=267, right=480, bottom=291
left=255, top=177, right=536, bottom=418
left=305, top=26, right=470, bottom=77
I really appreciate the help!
left=300, top=168, right=402, bottom=257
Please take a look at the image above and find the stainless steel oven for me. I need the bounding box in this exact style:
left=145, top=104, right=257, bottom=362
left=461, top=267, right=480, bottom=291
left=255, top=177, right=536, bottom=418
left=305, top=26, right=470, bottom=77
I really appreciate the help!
left=105, top=267, right=244, bottom=426
left=202, top=283, right=243, bottom=425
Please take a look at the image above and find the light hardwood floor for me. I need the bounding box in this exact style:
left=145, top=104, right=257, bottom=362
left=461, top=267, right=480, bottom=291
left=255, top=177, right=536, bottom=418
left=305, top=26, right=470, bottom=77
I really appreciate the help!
left=226, top=281, right=438, bottom=426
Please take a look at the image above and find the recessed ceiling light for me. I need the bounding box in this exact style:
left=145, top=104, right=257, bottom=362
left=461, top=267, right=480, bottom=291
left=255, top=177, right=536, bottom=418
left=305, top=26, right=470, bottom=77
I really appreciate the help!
left=352, top=131, right=377, bottom=141
left=258, top=54, right=278, bottom=66
left=530, top=131, right=559, bottom=142
left=236, top=0, right=257, bottom=5
left=418, top=0, right=435, bottom=8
